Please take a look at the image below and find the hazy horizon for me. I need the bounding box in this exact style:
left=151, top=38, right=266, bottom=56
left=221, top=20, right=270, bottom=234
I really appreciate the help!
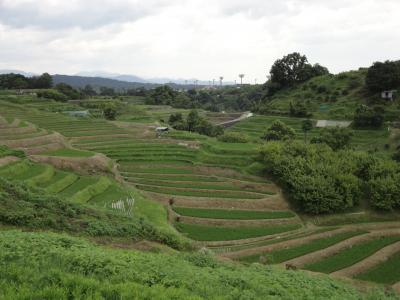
left=0, top=0, right=399, bottom=83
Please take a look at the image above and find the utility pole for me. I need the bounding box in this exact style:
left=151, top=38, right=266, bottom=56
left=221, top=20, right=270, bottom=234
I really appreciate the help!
left=239, top=74, right=245, bottom=85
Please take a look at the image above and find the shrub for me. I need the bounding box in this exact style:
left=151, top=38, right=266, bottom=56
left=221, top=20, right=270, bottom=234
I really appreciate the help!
left=37, top=89, right=68, bottom=102
left=263, top=120, right=295, bottom=141
left=311, top=127, right=353, bottom=150
left=217, top=132, right=249, bottom=143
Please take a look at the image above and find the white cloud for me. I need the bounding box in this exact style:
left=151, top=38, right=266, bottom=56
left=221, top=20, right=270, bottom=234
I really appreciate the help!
left=0, top=0, right=399, bottom=82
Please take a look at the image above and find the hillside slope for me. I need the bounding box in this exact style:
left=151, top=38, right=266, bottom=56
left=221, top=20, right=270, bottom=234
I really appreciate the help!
left=260, top=69, right=400, bottom=121
left=0, top=230, right=395, bottom=300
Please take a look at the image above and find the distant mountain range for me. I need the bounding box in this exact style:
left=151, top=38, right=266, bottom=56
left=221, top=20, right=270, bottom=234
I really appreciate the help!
left=0, top=69, right=234, bottom=90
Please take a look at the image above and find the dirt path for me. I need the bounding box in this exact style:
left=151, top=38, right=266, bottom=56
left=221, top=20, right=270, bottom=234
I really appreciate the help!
left=0, top=156, right=19, bottom=167
left=282, top=229, right=400, bottom=268
left=392, top=282, right=400, bottom=293
left=202, top=227, right=305, bottom=247
left=331, top=241, right=400, bottom=277
left=221, top=227, right=349, bottom=259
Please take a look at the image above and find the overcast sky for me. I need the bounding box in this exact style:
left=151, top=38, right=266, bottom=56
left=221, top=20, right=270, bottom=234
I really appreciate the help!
left=0, top=0, right=399, bottom=82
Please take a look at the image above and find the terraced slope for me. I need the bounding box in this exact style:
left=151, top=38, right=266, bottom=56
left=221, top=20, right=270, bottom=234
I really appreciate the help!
left=228, top=115, right=389, bottom=150
left=0, top=159, right=127, bottom=209
left=0, top=115, right=66, bottom=155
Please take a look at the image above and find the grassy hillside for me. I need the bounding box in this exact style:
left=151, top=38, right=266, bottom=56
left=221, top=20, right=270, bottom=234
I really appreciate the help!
left=0, top=230, right=395, bottom=300
left=260, top=69, right=400, bottom=120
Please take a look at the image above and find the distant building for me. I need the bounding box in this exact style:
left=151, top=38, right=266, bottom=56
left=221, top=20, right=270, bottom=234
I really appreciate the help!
left=316, top=120, right=352, bottom=128
left=63, top=110, right=90, bottom=117
left=381, top=90, right=397, bottom=101
left=155, top=126, right=169, bottom=133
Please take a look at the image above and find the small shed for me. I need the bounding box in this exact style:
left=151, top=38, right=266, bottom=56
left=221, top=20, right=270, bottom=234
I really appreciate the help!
left=155, top=126, right=169, bottom=134
left=381, top=90, right=397, bottom=101
left=63, top=110, right=90, bottom=117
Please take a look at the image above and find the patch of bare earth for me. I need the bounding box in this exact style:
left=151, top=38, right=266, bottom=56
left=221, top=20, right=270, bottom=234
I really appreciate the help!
left=201, top=227, right=305, bottom=248
left=30, top=153, right=113, bottom=175
left=0, top=156, right=20, bottom=167
left=393, top=282, right=400, bottom=294
left=331, top=241, right=400, bottom=277
left=282, top=229, right=400, bottom=268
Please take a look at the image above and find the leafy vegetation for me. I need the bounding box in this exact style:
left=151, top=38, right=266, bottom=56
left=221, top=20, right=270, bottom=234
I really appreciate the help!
left=175, top=222, right=301, bottom=241
left=0, top=145, right=25, bottom=158
left=0, top=177, right=184, bottom=248
left=240, top=231, right=367, bottom=264
left=356, top=251, right=400, bottom=284
left=305, top=236, right=400, bottom=273
left=173, top=207, right=295, bottom=220
left=0, top=230, right=389, bottom=300
left=258, top=141, right=400, bottom=213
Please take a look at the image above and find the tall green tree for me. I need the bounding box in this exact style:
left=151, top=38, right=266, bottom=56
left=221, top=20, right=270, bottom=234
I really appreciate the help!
left=301, top=119, right=313, bottom=143
left=366, top=60, right=400, bottom=93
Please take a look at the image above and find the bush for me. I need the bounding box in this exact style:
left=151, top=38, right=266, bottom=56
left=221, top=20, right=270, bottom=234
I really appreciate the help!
left=353, top=105, right=384, bottom=128
left=37, top=89, right=68, bottom=102
left=263, top=120, right=295, bottom=141
left=311, top=127, right=353, bottom=150
left=217, top=132, right=249, bottom=143
left=258, top=141, right=400, bottom=214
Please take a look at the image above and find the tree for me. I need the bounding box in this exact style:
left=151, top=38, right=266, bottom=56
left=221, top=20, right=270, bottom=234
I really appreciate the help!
left=168, top=113, right=183, bottom=125
left=311, top=127, right=353, bottom=150
left=269, top=53, right=329, bottom=89
left=99, top=87, right=115, bottom=97
left=263, top=120, right=296, bottom=141
left=55, top=83, right=81, bottom=99
left=289, top=101, right=311, bottom=117
left=301, top=119, right=313, bottom=143
left=146, top=85, right=176, bottom=105
left=186, top=110, right=200, bottom=132
left=353, top=105, right=384, bottom=128
left=32, top=73, right=53, bottom=89
left=82, top=84, right=97, bottom=97
left=103, top=104, right=117, bottom=120
left=366, top=60, right=400, bottom=93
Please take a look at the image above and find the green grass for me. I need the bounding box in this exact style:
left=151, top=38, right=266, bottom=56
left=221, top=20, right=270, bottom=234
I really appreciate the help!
left=37, top=170, right=67, bottom=188
left=355, top=251, right=400, bottom=284
left=304, top=236, right=400, bottom=273
left=42, top=148, right=95, bottom=157
left=173, top=207, right=295, bottom=220
left=89, top=184, right=129, bottom=206
left=175, top=222, right=301, bottom=241
left=123, top=173, right=222, bottom=182
left=59, top=176, right=98, bottom=198
left=12, top=164, right=47, bottom=181
left=136, top=185, right=267, bottom=199
left=240, top=230, right=367, bottom=264
left=0, top=230, right=387, bottom=300
left=120, top=166, right=195, bottom=174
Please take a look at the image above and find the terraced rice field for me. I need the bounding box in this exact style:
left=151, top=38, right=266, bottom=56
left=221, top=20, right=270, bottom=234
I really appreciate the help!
left=0, top=158, right=127, bottom=207
left=175, top=222, right=301, bottom=241
left=356, top=251, right=400, bottom=284
left=172, top=207, right=295, bottom=220
left=3, top=99, right=399, bottom=288
left=304, top=236, right=400, bottom=274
